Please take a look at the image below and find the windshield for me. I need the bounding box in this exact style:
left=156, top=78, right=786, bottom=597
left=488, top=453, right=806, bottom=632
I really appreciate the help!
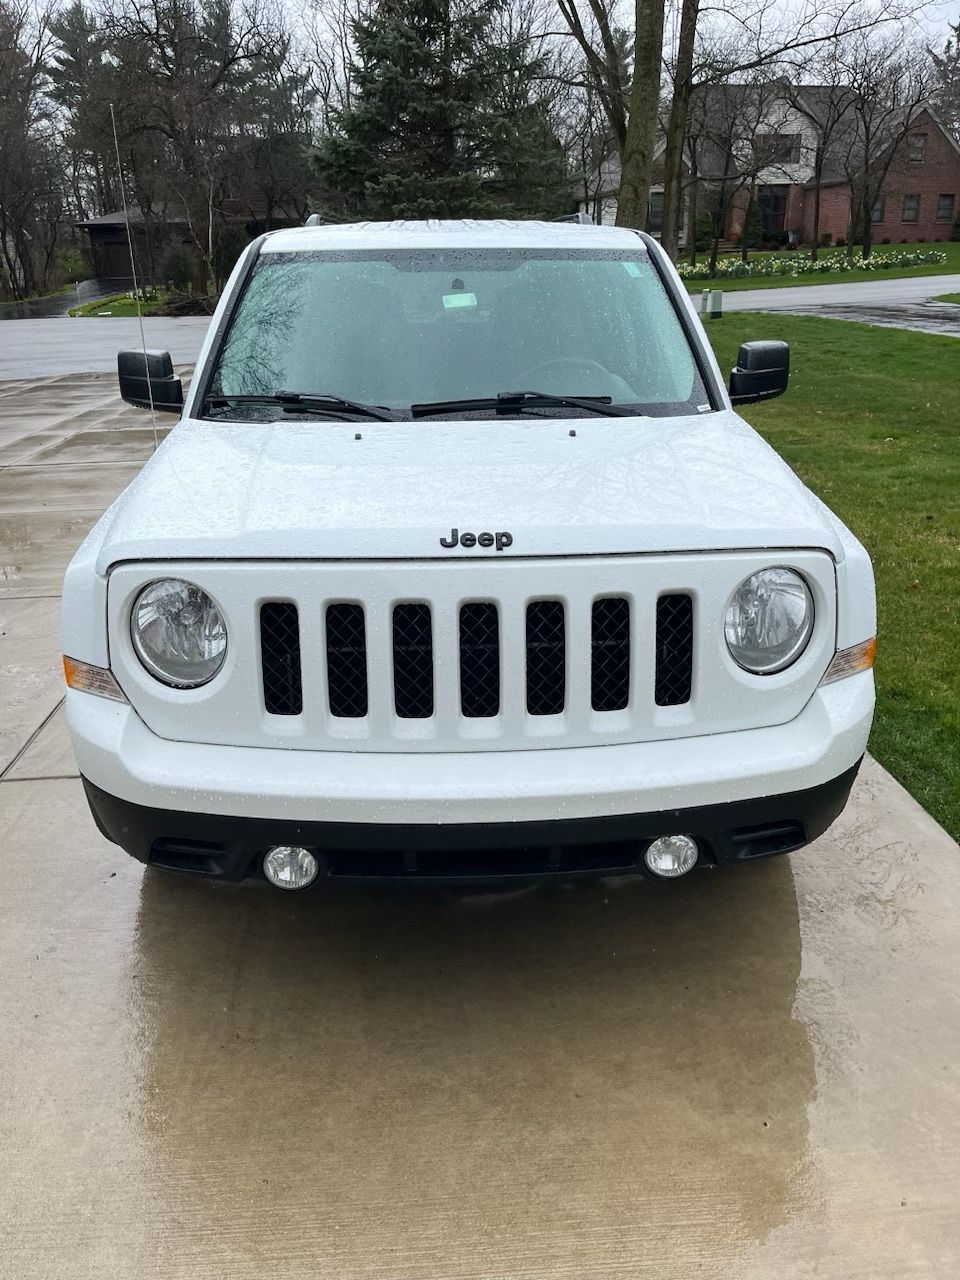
left=207, top=247, right=710, bottom=418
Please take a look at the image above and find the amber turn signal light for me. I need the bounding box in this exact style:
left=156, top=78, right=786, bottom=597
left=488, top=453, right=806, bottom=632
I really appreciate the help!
left=63, top=655, right=127, bottom=702
left=820, top=636, right=876, bottom=686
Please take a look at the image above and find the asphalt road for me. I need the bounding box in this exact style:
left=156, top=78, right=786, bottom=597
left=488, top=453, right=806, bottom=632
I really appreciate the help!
left=1, top=374, right=959, bottom=1278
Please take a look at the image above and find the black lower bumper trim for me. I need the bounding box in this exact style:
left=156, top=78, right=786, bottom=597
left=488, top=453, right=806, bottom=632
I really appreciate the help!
left=81, top=759, right=862, bottom=885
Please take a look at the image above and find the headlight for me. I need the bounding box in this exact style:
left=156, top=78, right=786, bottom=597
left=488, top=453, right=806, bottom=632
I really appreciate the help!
left=131, top=579, right=227, bottom=687
left=724, top=568, right=813, bottom=674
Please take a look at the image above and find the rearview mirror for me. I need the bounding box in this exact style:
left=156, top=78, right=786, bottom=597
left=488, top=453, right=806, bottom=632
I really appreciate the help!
left=118, top=350, right=184, bottom=413
left=729, top=340, right=789, bottom=406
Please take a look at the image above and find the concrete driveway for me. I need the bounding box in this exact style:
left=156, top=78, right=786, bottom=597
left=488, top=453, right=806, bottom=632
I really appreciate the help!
left=1, top=372, right=959, bottom=1278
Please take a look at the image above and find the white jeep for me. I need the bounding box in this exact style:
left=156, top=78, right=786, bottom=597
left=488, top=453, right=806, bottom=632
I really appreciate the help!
left=62, top=219, right=876, bottom=889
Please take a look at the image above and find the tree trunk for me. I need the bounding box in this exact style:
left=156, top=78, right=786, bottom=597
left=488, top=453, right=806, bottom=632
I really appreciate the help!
left=687, top=181, right=698, bottom=265
left=811, top=151, right=823, bottom=260
left=660, top=0, right=699, bottom=259
left=861, top=193, right=873, bottom=258
left=616, top=0, right=666, bottom=228
left=740, top=182, right=756, bottom=263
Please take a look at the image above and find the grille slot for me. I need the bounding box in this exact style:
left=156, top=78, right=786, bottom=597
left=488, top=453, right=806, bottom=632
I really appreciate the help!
left=459, top=603, right=500, bottom=718
left=655, top=594, right=694, bottom=706
left=325, top=603, right=368, bottom=718
left=260, top=602, right=303, bottom=715
left=393, top=603, right=434, bottom=718
left=526, top=600, right=565, bottom=715
left=591, top=597, right=631, bottom=711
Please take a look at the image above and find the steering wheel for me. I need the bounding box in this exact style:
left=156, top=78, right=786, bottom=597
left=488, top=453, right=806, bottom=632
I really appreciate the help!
left=517, top=356, right=617, bottom=387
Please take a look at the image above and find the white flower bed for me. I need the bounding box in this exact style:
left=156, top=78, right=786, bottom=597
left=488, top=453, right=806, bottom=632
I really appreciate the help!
left=677, top=249, right=947, bottom=281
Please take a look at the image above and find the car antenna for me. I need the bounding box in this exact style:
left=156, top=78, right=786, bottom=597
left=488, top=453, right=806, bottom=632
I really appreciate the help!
left=109, top=102, right=158, bottom=453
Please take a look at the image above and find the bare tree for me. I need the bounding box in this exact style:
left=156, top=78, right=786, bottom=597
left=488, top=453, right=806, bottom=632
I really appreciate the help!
left=834, top=33, right=930, bottom=258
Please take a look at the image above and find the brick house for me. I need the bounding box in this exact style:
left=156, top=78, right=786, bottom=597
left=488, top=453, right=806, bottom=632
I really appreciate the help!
left=808, top=108, right=960, bottom=244
left=578, top=87, right=960, bottom=248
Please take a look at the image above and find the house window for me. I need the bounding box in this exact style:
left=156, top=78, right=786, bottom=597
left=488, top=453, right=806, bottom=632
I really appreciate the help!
left=753, top=134, right=802, bottom=166
left=936, top=194, right=955, bottom=222
left=907, top=133, right=926, bottom=163
left=901, top=194, right=920, bottom=223
left=648, top=190, right=664, bottom=234
left=871, top=197, right=885, bottom=224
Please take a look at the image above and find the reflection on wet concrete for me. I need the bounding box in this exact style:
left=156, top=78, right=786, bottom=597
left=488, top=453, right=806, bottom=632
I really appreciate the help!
left=129, top=859, right=813, bottom=1276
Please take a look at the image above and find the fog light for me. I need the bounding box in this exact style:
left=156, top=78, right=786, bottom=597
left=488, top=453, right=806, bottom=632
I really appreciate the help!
left=263, top=846, right=319, bottom=890
left=644, top=834, right=699, bottom=878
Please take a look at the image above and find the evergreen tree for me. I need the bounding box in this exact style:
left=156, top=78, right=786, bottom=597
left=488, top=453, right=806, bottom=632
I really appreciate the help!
left=317, top=0, right=570, bottom=219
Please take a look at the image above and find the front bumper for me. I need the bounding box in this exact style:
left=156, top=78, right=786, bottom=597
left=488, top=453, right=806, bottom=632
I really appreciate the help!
left=68, top=670, right=873, bottom=882
left=82, top=761, right=862, bottom=882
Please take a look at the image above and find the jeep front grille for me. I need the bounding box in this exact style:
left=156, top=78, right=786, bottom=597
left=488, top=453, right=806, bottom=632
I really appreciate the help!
left=114, top=552, right=837, bottom=754
left=261, top=590, right=694, bottom=728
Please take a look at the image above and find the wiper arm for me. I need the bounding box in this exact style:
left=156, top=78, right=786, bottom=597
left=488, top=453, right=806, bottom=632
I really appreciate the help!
left=204, top=391, right=401, bottom=422
left=410, top=390, right=632, bottom=419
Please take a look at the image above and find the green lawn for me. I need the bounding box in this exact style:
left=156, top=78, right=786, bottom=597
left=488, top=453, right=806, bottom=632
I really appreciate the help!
left=706, top=313, right=960, bottom=839
left=932, top=292, right=960, bottom=304
left=684, top=240, right=960, bottom=292
left=69, top=290, right=168, bottom=317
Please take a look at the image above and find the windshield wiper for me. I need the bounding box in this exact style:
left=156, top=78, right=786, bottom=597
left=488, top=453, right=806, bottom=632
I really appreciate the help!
left=410, top=390, right=633, bottom=419
left=203, top=391, right=401, bottom=422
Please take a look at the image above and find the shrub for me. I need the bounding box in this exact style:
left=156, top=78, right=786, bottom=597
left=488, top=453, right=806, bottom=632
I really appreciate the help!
left=161, top=246, right=193, bottom=292
left=819, top=232, right=832, bottom=248
left=742, top=200, right=764, bottom=250
left=952, top=219, right=960, bottom=242
left=693, top=209, right=713, bottom=252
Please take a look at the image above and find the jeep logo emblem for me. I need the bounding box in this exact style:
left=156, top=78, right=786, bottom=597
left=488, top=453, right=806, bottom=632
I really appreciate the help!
left=440, top=527, right=513, bottom=552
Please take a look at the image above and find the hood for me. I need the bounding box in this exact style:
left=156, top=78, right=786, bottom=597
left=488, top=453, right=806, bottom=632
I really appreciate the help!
left=94, top=411, right=843, bottom=572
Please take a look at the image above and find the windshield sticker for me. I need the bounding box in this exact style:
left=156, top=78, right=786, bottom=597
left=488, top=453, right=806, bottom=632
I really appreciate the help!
left=622, top=261, right=643, bottom=278
left=443, top=291, right=478, bottom=309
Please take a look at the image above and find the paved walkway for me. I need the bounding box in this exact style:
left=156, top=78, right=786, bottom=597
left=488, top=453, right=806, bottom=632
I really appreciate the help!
left=1, top=374, right=959, bottom=1278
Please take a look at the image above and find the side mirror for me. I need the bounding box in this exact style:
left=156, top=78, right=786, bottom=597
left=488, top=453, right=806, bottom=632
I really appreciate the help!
left=729, top=340, right=789, bottom=406
left=118, top=350, right=184, bottom=413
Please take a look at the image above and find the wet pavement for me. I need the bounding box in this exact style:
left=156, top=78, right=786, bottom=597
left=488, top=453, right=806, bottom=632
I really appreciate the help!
left=0, top=278, right=135, bottom=321
left=1, top=375, right=960, bottom=1278
left=721, top=273, right=960, bottom=337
